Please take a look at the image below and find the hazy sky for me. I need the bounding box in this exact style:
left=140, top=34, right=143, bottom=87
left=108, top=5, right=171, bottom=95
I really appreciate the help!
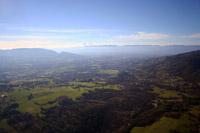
left=0, top=0, right=200, bottom=49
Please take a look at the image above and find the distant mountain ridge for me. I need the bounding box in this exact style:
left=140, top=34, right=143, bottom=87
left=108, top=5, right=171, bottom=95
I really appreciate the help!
left=0, top=48, right=85, bottom=62
left=53, top=45, right=200, bottom=57
left=0, top=48, right=85, bottom=66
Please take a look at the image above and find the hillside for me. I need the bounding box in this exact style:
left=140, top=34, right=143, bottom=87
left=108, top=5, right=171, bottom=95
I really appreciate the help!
left=114, top=50, right=200, bottom=132
left=140, top=50, right=200, bottom=82
left=166, top=50, right=200, bottom=82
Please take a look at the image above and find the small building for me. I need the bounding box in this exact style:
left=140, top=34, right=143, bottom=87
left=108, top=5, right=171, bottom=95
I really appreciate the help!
left=1, top=94, right=8, bottom=98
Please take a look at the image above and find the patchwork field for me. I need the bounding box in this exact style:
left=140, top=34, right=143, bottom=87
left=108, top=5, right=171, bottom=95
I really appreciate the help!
left=0, top=78, right=120, bottom=115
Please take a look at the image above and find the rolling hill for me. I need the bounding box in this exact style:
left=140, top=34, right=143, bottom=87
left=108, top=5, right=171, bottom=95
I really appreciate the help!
left=140, top=50, right=200, bottom=82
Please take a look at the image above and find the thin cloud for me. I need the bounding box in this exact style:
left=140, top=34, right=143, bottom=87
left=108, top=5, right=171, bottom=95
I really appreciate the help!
left=0, top=40, right=199, bottom=50
left=99, top=34, right=109, bottom=37
left=0, top=40, right=84, bottom=49
left=25, top=28, right=100, bottom=33
left=1, top=26, right=116, bottom=33
left=182, top=33, right=200, bottom=38
left=119, top=32, right=169, bottom=40
left=0, top=35, right=72, bottom=39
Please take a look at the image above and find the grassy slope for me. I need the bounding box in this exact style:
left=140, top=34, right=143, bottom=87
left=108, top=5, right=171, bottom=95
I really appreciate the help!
left=131, top=85, right=199, bottom=133
left=131, top=106, right=199, bottom=133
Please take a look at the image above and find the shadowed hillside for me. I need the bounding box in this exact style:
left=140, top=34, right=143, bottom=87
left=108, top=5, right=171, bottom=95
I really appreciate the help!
left=140, top=50, right=200, bottom=82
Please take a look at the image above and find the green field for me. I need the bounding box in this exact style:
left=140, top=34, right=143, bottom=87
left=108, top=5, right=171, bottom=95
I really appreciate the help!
left=1, top=79, right=120, bottom=115
left=131, top=111, right=197, bottom=133
left=99, top=69, right=119, bottom=75
left=7, top=86, right=83, bottom=113
left=153, top=87, right=181, bottom=99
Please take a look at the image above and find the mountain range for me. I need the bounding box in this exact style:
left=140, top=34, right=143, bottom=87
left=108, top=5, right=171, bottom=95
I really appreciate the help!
left=0, top=48, right=85, bottom=63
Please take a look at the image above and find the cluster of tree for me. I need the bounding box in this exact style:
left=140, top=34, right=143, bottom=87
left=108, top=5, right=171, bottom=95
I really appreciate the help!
left=0, top=103, right=20, bottom=120
left=0, top=84, right=16, bottom=92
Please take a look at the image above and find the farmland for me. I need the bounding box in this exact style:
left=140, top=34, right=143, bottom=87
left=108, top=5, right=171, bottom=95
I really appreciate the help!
left=0, top=49, right=200, bottom=132
left=0, top=59, right=121, bottom=114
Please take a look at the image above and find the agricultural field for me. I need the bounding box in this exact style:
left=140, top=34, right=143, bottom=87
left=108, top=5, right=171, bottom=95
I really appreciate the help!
left=0, top=68, right=120, bottom=114
left=0, top=57, right=123, bottom=131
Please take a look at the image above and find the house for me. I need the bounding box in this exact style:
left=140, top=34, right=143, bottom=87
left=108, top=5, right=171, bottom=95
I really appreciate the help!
left=1, top=94, right=8, bottom=98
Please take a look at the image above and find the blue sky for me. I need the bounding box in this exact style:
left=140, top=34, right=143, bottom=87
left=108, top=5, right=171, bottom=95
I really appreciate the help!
left=0, top=0, right=200, bottom=49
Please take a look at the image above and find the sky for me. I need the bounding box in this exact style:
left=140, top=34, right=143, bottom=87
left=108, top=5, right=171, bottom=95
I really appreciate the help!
left=0, top=0, right=200, bottom=49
